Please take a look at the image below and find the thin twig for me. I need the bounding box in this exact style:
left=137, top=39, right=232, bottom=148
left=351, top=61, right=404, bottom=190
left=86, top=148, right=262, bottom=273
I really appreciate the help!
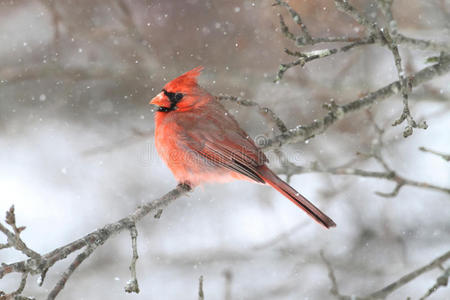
left=274, top=158, right=450, bottom=198
left=276, top=38, right=374, bottom=81
left=216, top=95, right=288, bottom=133
left=377, top=0, right=397, bottom=35
left=273, top=0, right=312, bottom=43
left=272, top=116, right=450, bottom=198
left=47, top=245, right=97, bottom=300
left=198, top=275, right=204, bottom=300
left=419, top=267, right=450, bottom=300
left=321, top=250, right=450, bottom=300
left=334, top=0, right=378, bottom=35
left=368, top=250, right=450, bottom=299
left=277, top=13, right=295, bottom=41
left=124, top=223, right=140, bottom=294
left=15, top=273, right=28, bottom=296
left=320, top=251, right=344, bottom=299
left=335, top=0, right=427, bottom=137
left=0, top=206, right=40, bottom=259
left=396, top=34, right=450, bottom=52
left=384, top=29, right=427, bottom=136
left=419, top=147, right=450, bottom=162
left=0, top=272, right=30, bottom=299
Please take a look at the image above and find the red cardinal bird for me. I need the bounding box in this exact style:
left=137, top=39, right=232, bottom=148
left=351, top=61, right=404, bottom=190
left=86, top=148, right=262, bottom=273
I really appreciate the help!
left=150, top=67, right=336, bottom=228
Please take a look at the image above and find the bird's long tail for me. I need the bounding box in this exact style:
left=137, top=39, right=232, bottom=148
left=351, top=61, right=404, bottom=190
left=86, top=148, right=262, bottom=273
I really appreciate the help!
left=258, top=166, right=336, bottom=228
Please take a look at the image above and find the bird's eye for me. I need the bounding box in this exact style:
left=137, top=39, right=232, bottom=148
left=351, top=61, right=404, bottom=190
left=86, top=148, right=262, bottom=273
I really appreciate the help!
left=174, top=93, right=183, bottom=102
left=162, top=89, right=184, bottom=104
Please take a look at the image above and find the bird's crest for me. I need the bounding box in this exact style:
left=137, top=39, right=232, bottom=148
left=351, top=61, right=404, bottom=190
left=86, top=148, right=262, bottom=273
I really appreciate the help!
left=164, top=66, right=204, bottom=92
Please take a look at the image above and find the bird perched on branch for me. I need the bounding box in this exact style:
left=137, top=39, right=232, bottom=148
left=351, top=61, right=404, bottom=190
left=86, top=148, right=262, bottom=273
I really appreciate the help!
left=150, top=67, right=336, bottom=228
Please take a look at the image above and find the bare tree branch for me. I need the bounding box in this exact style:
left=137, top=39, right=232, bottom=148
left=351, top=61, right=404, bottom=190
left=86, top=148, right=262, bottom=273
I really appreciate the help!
left=335, top=0, right=429, bottom=137
left=273, top=0, right=449, bottom=138
left=275, top=37, right=374, bottom=82
left=272, top=112, right=450, bottom=197
left=263, top=54, right=450, bottom=150
left=0, top=184, right=191, bottom=298
left=321, top=250, right=450, bottom=300
left=419, top=146, right=450, bottom=162
left=368, top=250, right=450, bottom=299
left=274, top=156, right=450, bottom=198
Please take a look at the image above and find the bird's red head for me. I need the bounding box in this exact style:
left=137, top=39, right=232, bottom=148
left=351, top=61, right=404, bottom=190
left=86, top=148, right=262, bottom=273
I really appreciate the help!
left=150, top=66, right=204, bottom=112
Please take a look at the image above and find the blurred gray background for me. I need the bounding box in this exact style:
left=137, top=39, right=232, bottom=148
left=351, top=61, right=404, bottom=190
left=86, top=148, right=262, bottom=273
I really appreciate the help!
left=0, top=0, right=449, bottom=299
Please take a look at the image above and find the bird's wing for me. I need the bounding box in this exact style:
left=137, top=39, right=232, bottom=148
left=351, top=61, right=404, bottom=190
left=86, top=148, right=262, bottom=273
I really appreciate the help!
left=175, top=104, right=267, bottom=183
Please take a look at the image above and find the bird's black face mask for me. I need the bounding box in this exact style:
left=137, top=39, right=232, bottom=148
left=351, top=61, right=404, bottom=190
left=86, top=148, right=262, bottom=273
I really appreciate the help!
left=157, top=89, right=184, bottom=112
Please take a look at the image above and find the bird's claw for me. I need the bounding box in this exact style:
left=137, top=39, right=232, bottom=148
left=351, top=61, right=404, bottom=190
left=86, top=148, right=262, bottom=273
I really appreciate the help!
left=177, top=182, right=192, bottom=191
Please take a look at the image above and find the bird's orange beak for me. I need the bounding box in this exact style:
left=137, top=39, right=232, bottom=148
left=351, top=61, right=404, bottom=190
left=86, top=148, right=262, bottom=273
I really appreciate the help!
left=149, top=91, right=168, bottom=108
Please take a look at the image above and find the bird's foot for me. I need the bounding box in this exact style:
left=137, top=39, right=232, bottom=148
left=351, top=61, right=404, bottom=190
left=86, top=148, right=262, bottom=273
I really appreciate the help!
left=177, top=182, right=192, bottom=191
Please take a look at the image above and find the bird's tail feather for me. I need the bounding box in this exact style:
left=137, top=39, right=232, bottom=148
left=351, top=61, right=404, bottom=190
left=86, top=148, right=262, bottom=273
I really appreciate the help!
left=259, top=166, right=336, bottom=228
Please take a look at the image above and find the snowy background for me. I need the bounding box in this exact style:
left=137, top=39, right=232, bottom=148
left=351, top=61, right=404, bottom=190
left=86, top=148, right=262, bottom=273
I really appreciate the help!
left=0, top=0, right=449, bottom=299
